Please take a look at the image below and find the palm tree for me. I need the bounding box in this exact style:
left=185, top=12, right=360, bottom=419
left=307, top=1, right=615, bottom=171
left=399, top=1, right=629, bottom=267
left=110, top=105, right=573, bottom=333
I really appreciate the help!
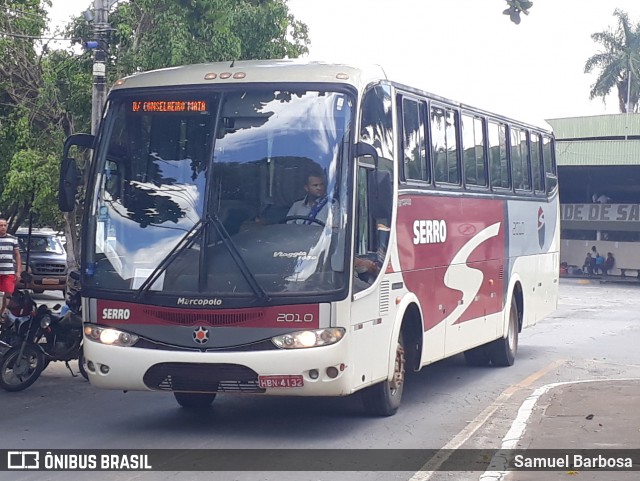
left=584, top=9, right=640, bottom=113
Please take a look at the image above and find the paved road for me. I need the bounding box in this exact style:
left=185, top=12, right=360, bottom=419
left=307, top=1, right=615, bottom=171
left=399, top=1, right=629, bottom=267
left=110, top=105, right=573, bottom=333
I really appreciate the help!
left=2, top=280, right=639, bottom=481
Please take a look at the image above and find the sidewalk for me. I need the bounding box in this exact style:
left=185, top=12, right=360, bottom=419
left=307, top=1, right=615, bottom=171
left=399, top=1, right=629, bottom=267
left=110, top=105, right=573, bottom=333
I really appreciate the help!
left=561, top=273, right=640, bottom=285
left=504, top=379, right=640, bottom=480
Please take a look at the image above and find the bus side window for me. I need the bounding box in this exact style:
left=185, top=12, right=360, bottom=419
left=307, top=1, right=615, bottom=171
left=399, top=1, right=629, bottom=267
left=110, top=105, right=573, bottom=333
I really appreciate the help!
left=431, top=105, right=460, bottom=185
left=542, top=135, right=556, bottom=176
left=488, top=121, right=510, bottom=190
left=530, top=132, right=544, bottom=193
left=356, top=165, right=371, bottom=258
left=511, top=128, right=531, bottom=191
left=354, top=165, right=391, bottom=289
left=542, top=135, right=558, bottom=195
left=461, top=113, right=487, bottom=187
left=401, top=97, right=429, bottom=182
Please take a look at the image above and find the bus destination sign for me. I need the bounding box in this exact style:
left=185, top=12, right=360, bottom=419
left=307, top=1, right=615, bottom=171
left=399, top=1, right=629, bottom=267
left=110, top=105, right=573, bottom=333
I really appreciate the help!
left=131, top=100, right=207, bottom=113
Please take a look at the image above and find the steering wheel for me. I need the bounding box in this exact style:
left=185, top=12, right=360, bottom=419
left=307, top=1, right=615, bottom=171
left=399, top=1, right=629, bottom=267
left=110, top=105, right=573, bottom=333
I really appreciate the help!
left=279, top=215, right=325, bottom=227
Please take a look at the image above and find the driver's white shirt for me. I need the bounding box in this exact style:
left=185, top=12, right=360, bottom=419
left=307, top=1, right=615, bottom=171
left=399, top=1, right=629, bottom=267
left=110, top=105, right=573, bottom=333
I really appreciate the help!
left=286, top=197, right=338, bottom=226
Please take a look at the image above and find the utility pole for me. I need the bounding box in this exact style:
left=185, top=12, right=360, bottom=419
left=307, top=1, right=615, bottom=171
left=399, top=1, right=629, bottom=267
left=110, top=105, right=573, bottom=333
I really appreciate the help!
left=91, top=0, right=109, bottom=135
left=625, top=56, right=633, bottom=141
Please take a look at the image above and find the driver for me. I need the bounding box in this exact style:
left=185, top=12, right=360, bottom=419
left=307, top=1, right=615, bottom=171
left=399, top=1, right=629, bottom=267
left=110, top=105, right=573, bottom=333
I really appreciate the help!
left=286, top=171, right=337, bottom=226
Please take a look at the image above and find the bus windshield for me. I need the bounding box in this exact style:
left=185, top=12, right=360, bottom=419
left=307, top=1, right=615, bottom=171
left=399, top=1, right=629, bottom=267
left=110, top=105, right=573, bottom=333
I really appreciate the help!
left=86, top=88, right=353, bottom=300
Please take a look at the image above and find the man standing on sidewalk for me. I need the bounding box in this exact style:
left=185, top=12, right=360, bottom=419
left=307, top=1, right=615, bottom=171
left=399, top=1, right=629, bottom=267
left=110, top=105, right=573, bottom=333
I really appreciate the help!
left=0, top=218, right=21, bottom=312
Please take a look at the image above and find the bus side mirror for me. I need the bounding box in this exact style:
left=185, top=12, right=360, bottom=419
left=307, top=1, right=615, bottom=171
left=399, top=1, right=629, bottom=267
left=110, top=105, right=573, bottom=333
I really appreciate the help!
left=58, top=157, right=80, bottom=212
left=58, top=133, right=95, bottom=212
left=355, top=142, right=379, bottom=168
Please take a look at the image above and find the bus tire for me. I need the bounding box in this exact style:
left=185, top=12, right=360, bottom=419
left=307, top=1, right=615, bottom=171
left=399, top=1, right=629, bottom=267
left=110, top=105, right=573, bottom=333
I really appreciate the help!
left=489, top=297, right=519, bottom=367
left=463, top=345, right=491, bottom=366
left=361, top=333, right=405, bottom=417
left=78, top=346, right=89, bottom=380
left=174, top=392, right=217, bottom=409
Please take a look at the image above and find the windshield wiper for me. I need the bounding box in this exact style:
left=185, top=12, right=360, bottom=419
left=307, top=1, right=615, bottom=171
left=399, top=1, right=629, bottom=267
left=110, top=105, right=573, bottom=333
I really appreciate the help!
left=135, top=218, right=207, bottom=301
left=134, top=214, right=271, bottom=304
left=207, top=213, right=271, bottom=305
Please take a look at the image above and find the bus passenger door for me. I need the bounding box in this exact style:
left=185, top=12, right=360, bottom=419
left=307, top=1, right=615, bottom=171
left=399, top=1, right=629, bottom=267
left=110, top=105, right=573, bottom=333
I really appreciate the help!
left=350, top=161, right=396, bottom=386
left=349, top=83, right=399, bottom=388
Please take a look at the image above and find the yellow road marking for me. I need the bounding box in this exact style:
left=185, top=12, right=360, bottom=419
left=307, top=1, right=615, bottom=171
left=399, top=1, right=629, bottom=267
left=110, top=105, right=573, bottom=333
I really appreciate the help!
left=408, top=358, right=566, bottom=481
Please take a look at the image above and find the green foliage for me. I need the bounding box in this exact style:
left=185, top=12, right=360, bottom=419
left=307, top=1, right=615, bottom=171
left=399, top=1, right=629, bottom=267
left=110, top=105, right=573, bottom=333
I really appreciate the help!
left=106, top=0, right=309, bottom=77
left=0, top=0, right=63, bottom=229
left=0, top=0, right=309, bottom=236
left=2, top=147, right=62, bottom=222
left=584, top=9, right=640, bottom=113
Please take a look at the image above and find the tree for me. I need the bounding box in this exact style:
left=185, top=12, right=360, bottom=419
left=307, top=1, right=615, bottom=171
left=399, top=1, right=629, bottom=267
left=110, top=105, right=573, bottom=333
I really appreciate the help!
left=0, top=0, right=69, bottom=231
left=84, top=0, right=309, bottom=78
left=0, top=0, right=309, bottom=272
left=584, top=9, right=640, bottom=113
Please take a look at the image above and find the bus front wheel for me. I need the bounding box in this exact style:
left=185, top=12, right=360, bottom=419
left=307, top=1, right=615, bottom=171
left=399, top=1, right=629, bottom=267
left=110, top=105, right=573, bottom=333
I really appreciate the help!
left=361, top=333, right=406, bottom=417
left=488, top=297, right=519, bottom=367
left=173, top=392, right=217, bottom=409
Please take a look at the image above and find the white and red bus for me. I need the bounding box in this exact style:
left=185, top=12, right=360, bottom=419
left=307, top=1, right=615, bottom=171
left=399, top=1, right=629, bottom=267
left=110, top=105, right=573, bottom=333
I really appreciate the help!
left=59, top=60, right=559, bottom=416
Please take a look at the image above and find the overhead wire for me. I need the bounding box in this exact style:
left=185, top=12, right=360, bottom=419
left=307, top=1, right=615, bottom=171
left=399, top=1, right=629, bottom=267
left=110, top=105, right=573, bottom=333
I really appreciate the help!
left=0, top=4, right=75, bottom=42
left=0, top=29, right=73, bottom=41
left=0, top=4, right=47, bottom=22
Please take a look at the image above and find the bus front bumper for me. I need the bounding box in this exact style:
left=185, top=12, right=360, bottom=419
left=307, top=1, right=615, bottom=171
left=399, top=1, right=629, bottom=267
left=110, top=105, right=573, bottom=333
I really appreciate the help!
left=82, top=337, right=353, bottom=396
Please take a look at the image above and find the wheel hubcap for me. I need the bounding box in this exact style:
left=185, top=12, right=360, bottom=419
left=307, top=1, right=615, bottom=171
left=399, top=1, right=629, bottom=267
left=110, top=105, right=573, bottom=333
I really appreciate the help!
left=389, top=343, right=405, bottom=394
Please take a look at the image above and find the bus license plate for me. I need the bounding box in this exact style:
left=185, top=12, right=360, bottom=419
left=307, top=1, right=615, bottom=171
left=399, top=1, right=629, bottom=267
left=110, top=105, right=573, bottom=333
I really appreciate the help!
left=258, top=375, right=304, bottom=388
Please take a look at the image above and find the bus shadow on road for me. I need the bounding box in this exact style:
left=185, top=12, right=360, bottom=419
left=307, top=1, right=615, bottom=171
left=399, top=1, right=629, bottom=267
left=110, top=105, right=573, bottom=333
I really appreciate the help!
left=104, top=352, right=532, bottom=442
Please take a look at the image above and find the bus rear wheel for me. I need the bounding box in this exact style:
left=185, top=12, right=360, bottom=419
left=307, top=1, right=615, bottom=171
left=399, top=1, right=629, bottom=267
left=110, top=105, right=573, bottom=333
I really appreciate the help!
left=488, top=297, right=519, bottom=367
left=361, top=333, right=406, bottom=417
left=173, top=392, right=217, bottom=409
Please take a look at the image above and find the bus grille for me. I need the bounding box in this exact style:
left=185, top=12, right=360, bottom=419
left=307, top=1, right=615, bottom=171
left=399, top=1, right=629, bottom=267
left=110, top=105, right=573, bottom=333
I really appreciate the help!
left=134, top=337, right=278, bottom=352
left=143, top=362, right=265, bottom=393
left=141, top=308, right=265, bottom=327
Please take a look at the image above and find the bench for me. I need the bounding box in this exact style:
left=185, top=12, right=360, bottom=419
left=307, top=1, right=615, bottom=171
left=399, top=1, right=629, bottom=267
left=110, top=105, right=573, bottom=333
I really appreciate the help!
left=617, top=268, right=640, bottom=278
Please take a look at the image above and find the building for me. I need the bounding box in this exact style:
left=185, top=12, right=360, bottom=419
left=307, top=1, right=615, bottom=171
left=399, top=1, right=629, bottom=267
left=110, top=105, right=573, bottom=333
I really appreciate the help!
left=547, top=114, right=640, bottom=276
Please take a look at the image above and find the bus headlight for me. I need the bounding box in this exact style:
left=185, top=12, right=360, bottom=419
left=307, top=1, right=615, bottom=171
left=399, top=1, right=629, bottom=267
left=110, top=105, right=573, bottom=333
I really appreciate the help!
left=84, top=325, right=139, bottom=347
left=271, top=328, right=345, bottom=349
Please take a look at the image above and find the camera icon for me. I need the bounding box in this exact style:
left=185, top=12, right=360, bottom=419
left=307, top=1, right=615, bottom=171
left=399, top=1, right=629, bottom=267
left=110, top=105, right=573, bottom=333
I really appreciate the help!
left=7, top=451, right=40, bottom=469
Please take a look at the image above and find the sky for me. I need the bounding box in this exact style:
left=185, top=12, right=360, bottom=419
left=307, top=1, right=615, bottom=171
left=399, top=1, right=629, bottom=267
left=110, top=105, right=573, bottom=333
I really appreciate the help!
left=48, top=0, right=640, bottom=129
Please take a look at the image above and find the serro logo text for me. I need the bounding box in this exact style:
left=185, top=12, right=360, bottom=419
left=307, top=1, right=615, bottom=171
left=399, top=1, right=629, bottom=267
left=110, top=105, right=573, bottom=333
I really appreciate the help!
left=102, top=308, right=131, bottom=320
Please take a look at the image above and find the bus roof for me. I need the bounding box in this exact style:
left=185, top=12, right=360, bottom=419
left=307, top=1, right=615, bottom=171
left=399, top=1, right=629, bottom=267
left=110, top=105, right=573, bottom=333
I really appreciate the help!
left=111, top=59, right=388, bottom=92
left=390, top=79, right=553, bottom=134
left=111, top=59, right=552, bottom=134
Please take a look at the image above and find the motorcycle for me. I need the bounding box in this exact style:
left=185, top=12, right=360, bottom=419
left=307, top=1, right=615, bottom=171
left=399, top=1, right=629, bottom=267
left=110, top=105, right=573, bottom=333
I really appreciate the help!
left=0, top=289, right=36, bottom=354
left=0, top=285, right=87, bottom=392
